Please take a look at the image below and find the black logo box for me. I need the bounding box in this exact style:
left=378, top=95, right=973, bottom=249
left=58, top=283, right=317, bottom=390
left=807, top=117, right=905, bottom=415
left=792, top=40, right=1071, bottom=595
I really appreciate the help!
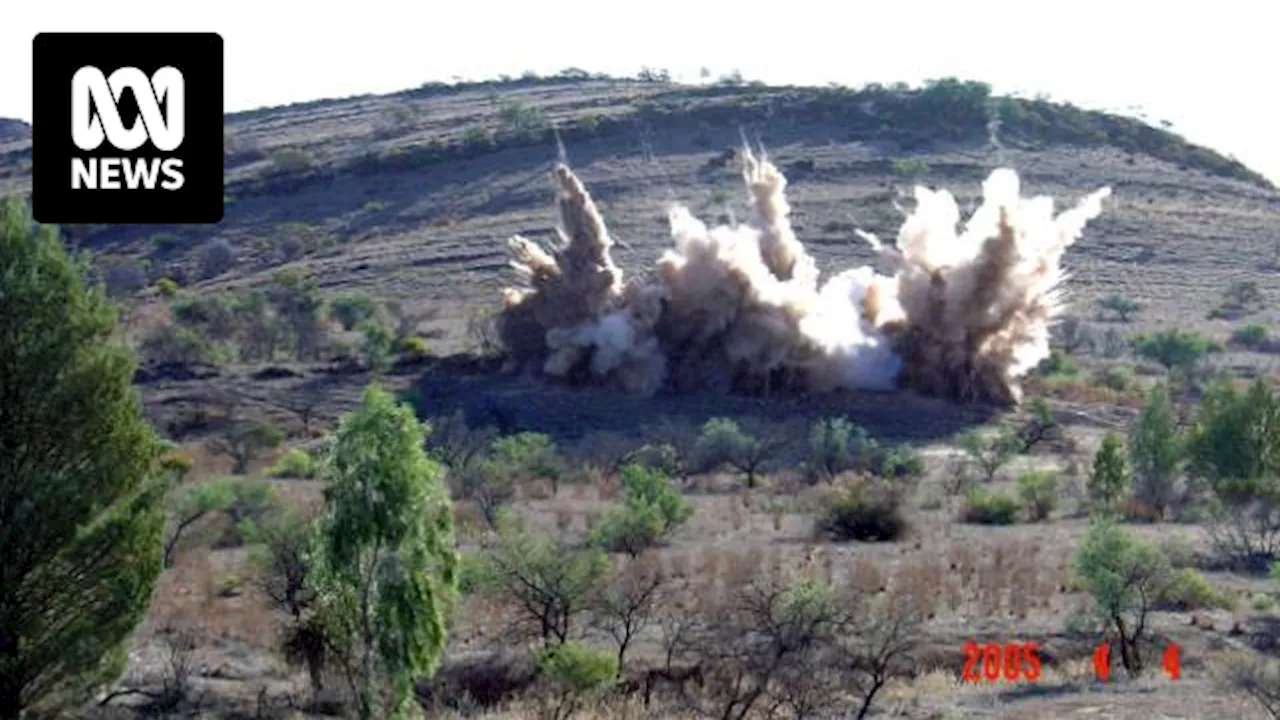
left=32, top=32, right=224, bottom=225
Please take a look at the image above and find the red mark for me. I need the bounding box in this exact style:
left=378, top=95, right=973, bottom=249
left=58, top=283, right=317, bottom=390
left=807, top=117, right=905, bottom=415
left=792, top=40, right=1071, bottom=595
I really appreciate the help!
left=1163, top=642, right=1181, bottom=681
left=1093, top=641, right=1111, bottom=682
left=962, top=641, right=1041, bottom=683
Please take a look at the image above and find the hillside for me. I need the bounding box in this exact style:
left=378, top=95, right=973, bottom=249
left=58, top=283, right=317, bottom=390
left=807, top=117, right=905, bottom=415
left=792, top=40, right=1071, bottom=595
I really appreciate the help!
left=2, top=75, right=1277, bottom=436
left=6, top=75, right=1280, bottom=720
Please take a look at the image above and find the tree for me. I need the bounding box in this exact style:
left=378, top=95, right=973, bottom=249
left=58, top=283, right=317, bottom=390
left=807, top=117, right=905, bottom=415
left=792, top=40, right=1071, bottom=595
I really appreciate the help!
left=209, top=419, right=283, bottom=474
left=0, top=197, right=170, bottom=718
left=1089, top=432, right=1131, bottom=512
left=1098, top=293, right=1142, bottom=322
left=1074, top=517, right=1173, bottom=677
left=1132, top=329, right=1218, bottom=375
left=307, top=384, right=460, bottom=719
left=1128, top=385, right=1184, bottom=519
left=691, top=418, right=785, bottom=488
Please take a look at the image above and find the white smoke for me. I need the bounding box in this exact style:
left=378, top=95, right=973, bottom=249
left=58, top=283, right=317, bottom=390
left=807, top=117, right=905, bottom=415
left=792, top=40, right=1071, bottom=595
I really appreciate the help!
left=497, top=150, right=1111, bottom=406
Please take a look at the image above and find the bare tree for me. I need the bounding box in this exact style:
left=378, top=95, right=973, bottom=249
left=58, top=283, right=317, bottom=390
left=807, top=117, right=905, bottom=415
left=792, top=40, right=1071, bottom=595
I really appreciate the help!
left=593, top=555, right=666, bottom=675
left=1213, top=651, right=1280, bottom=719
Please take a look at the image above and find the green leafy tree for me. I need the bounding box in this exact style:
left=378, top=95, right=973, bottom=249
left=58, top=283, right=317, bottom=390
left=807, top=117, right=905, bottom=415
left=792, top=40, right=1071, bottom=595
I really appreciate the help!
left=0, top=198, right=169, bottom=718
left=308, top=385, right=460, bottom=719
left=1132, top=329, right=1218, bottom=374
left=1089, top=432, right=1131, bottom=513
left=1074, top=517, right=1173, bottom=677
left=1128, top=385, right=1184, bottom=519
left=1185, top=378, right=1280, bottom=504
left=590, top=464, right=693, bottom=556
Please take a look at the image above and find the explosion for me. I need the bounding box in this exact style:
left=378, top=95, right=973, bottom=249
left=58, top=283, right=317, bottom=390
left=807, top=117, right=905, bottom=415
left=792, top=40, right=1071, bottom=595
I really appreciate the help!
left=496, top=150, right=1111, bottom=406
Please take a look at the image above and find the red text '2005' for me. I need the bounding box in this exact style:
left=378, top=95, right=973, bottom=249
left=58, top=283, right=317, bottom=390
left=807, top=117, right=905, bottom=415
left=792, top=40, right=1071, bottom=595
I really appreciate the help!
left=962, top=641, right=1041, bottom=683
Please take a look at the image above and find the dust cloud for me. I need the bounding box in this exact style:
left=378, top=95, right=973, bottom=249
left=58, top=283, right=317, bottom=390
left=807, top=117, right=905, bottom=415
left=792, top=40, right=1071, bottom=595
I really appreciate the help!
left=496, top=150, right=1111, bottom=406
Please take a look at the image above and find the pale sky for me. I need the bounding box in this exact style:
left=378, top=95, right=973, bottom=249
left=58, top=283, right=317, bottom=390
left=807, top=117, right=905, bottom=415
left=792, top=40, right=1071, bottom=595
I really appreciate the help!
left=4, top=1, right=1277, bottom=184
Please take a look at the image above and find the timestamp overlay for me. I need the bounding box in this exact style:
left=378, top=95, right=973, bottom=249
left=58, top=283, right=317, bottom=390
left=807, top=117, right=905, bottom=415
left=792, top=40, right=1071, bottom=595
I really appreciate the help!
left=962, top=639, right=1184, bottom=683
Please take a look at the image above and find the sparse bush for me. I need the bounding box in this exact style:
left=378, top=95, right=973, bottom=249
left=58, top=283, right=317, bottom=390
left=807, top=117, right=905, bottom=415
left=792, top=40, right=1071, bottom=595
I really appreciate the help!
left=1098, top=293, right=1142, bottom=322
left=269, top=146, right=315, bottom=174
left=471, top=514, right=609, bottom=646
left=1095, top=364, right=1134, bottom=391
left=267, top=447, right=318, bottom=479
left=818, top=480, right=908, bottom=542
left=1017, top=471, right=1059, bottom=521
left=448, top=457, right=516, bottom=529
left=209, top=419, right=284, bottom=474
left=957, top=429, right=1020, bottom=485
left=357, top=319, right=395, bottom=372
left=1209, top=280, right=1264, bottom=320
left=1212, top=651, right=1280, bottom=719
left=329, top=291, right=379, bottom=331
left=892, top=158, right=929, bottom=178
left=138, top=323, right=220, bottom=366
left=1089, top=432, right=1131, bottom=513
left=198, top=238, right=236, bottom=279
left=961, top=486, right=1020, bottom=524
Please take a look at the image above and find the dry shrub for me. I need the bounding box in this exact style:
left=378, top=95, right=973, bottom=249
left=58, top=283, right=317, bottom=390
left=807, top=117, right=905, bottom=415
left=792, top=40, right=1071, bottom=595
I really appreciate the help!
left=816, top=478, right=908, bottom=542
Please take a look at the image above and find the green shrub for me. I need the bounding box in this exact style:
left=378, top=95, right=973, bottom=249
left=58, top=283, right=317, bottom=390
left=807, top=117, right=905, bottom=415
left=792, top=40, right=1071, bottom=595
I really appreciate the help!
left=961, top=487, right=1020, bottom=524
left=817, top=481, right=907, bottom=542
left=1036, top=349, right=1080, bottom=378
left=1133, top=329, right=1220, bottom=373
left=329, top=292, right=379, bottom=330
left=1155, top=568, right=1234, bottom=611
left=155, top=277, right=180, bottom=297
left=267, top=448, right=317, bottom=479
left=1230, top=324, right=1274, bottom=352
left=1089, top=432, right=1131, bottom=512
left=1095, top=364, right=1134, bottom=391
left=590, top=464, right=692, bottom=556
left=400, top=336, right=430, bottom=358
left=1017, top=471, right=1059, bottom=521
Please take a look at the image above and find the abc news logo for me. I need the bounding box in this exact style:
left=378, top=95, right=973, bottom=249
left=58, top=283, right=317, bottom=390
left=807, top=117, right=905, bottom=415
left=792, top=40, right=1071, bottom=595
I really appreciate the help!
left=32, top=33, right=224, bottom=224
left=70, top=65, right=186, bottom=191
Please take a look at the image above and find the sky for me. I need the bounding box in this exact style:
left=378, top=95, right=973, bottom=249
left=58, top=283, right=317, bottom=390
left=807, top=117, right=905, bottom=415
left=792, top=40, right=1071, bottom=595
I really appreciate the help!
left=3, top=0, right=1277, bottom=185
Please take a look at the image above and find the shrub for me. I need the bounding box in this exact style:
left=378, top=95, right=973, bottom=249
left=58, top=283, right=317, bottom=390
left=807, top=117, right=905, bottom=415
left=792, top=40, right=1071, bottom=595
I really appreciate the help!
left=807, top=417, right=923, bottom=483
left=818, top=481, right=907, bottom=542
left=1095, top=364, right=1134, bottom=391
left=156, top=277, right=180, bottom=297
left=1017, top=471, right=1059, bottom=521
left=198, top=238, right=236, bottom=279
left=358, top=320, right=395, bottom=372
left=491, top=432, right=566, bottom=492
left=1035, top=348, right=1080, bottom=377
left=590, top=464, right=692, bottom=556
left=961, top=487, right=1020, bottom=524
left=400, top=336, right=430, bottom=358
left=1155, top=568, right=1234, bottom=611
left=1231, top=324, right=1276, bottom=352
left=267, top=448, right=318, bottom=479
left=535, top=642, right=617, bottom=719
left=269, top=147, right=315, bottom=174
left=1133, top=329, right=1220, bottom=374
left=329, top=291, right=379, bottom=331
left=1098, top=293, right=1142, bottom=322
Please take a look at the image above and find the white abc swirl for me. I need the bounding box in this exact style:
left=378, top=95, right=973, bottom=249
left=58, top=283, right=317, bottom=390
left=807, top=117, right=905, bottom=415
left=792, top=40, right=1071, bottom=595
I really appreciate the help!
left=71, top=66, right=184, bottom=152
